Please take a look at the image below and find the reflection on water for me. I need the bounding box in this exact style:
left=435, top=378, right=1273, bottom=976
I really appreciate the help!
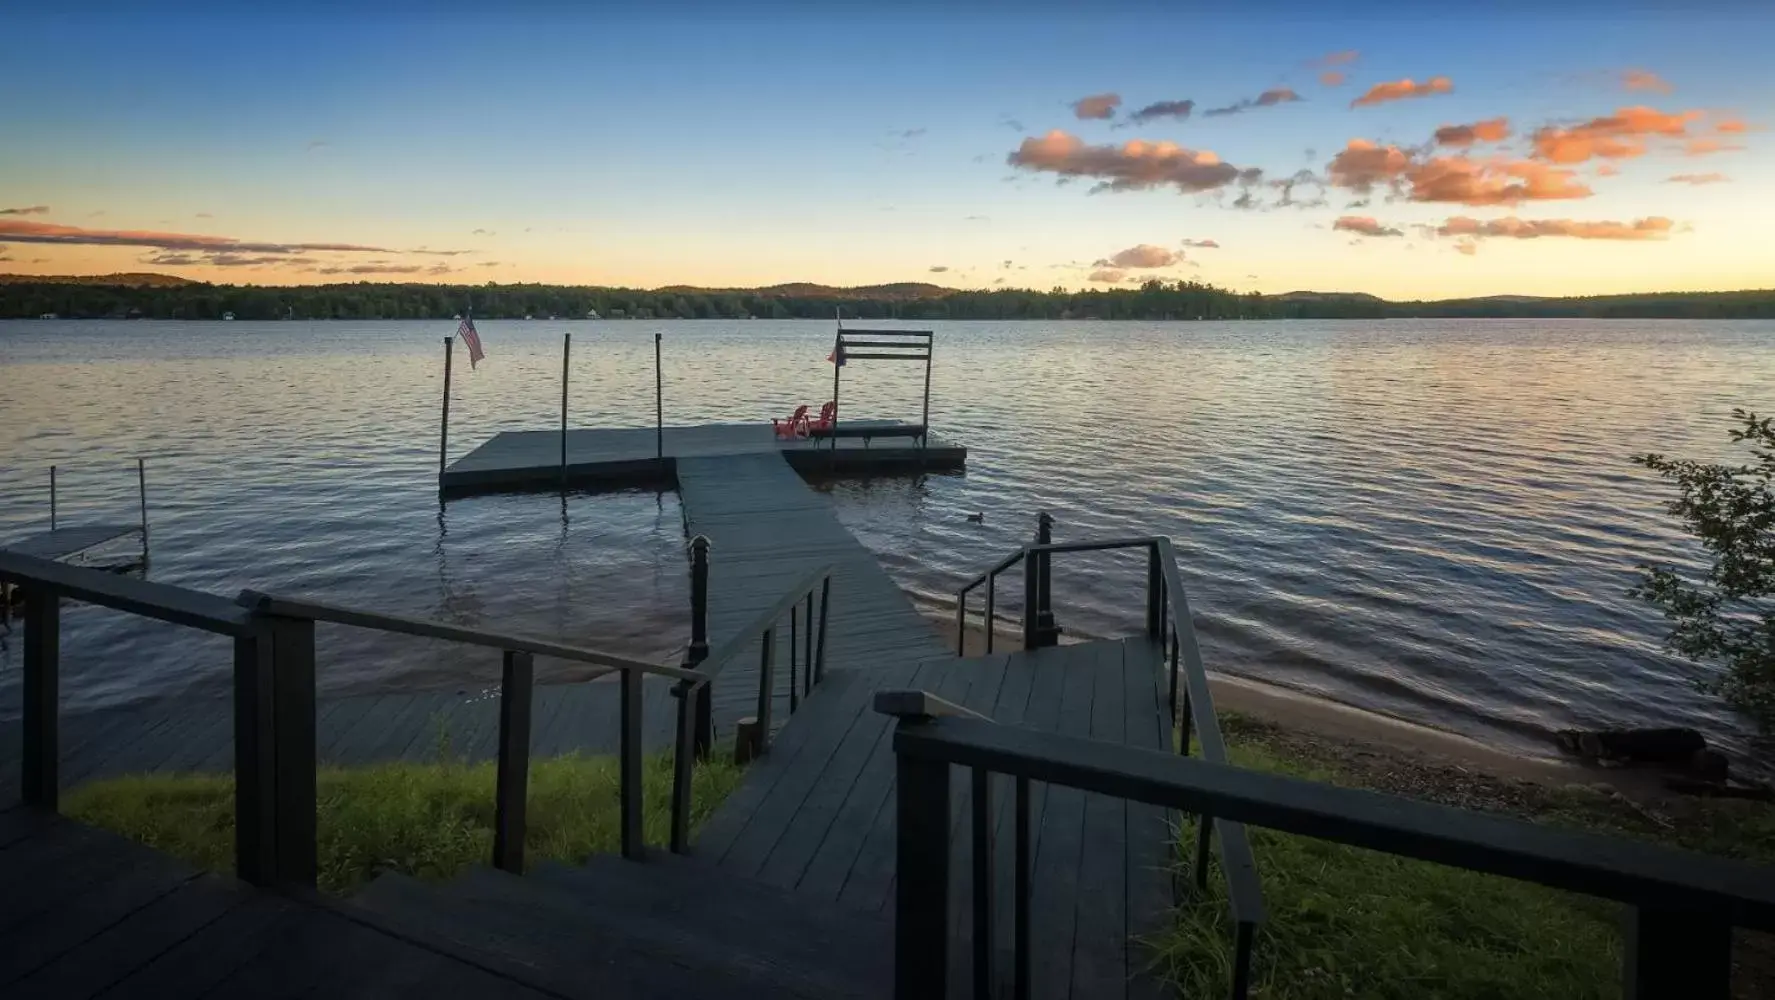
left=1, top=318, right=1769, bottom=756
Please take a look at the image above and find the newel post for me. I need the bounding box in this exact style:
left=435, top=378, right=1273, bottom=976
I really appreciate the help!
left=875, top=695, right=950, bottom=1000
left=1032, top=512, right=1059, bottom=648
left=21, top=587, right=61, bottom=809
left=234, top=593, right=317, bottom=887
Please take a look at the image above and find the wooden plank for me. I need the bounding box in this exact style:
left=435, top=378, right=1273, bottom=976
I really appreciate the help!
left=1121, top=638, right=1175, bottom=1000
left=1, top=858, right=198, bottom=990
left=100, top=893, right=299, bottom=1000
left=1030, top=647, right=1097, bottom=997
left=1072, top=640, right=1129, bottom=999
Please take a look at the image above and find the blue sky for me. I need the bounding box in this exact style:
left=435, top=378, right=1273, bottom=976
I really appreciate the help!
left=3, top=3, right=1772, bottom=297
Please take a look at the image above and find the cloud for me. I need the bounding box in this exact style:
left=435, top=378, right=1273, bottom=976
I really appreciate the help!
left=994, top=277, right=1006, bottom=285
left=305, top=139, right=329, bottom=152
left=1597, top=164, right=1621, bottom=176
left=899, top=128, right=927, bottom=139
left=1326, top=139, right=1590, bottom=205
left=1007, top=130, right=1260, bottom=194
left=1, top=205, right=50, bottom=216
left=411, top=248, right=472, bottom=256
left=471, top=228, right=495, bottom=236
left=480, top=261, right=501, bottom=268
left=1351, top=76, right=1453, bottom=108
left=1684, top=137, right=1743, bottom=156
left=1435, top=215, right=1674, bottom=241
left=1316, top=50, right=1360, bottom=67
left=1716, top=118, right=1749, bottom=133
left=317, top=264, right=426, bottom=275
left=1269, top=168, right=1326, bottom=208
left=141, top=253, right=200, bottom=266
left=1203, top=88, right=1301, bottom=117
left=1529, top=106, right=1701, bottom=163
left=1454, top=241, right=1479, bottom=256
left=1072, top=93, right=1121, bottom=120
left=1666, top=172, right=1729, bottom=184
left=1094, top=244, right=1180, bottom=268
left=143, top=252, right=291, bottom=268
left=1128, top=99, right=1195, bottom=124
left=1181, top=238, right=1219, bottom=248
left=1433, top=117, right=1510, bottom=147
left=0, top=219, right=391, bottom=255
left=1320, top=71, right=1346, bottom=87
left=1622, top=69, right=1672, bottom=94
left=963, top=215, right=990, bottom=222
left=929, top=265, right=950, bottom=273
left=1087, top=269, right=1126, bottom=283
left=1333, top=216, right=1403, bottom=237
left=1001, top=116, right=1026, bottom=132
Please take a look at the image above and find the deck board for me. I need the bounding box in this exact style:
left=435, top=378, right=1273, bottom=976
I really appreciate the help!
left=1, top=524, right=142, bottom=563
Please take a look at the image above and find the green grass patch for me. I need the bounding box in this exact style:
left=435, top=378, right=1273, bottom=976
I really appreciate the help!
left=64, top=752, right=745, bottom=895
left=1151, top=717, right=1775, bottom=1000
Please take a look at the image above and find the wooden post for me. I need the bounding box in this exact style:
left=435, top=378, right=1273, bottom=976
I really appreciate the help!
left=1022, top=548, right=1039, bottom=650
left=49, top=465, right=56, bottom=531
left=493, top=650, right=534, bottom=873
left=233, top=624, right=276, bottom=885
left=269, top=616, right=317, bottom=887
left=1624, top=908, right=1731, bottom=999
left=1033, top=513, right=1057, bottom=647
left=560, top=332, right=571, bottom=489
left=814, top=575, right=831, bottom=685
left=921, top=335, right=933, bottom=457
left=685, top=536, right=712, bottom=757
left=970, top=766, right=993, bottom=1000
left=1014, top=776, right=1031, bottom=1000
left=137, top=457, right=149, bottom=567
left=438, top=337, right=453, bottom=480
left=669, top=681, right=696, bottom=854
left=21, top=588, right=60, bottom=808
left=984, top=575, right=996, bottom=654
left=895, top=746, right=950, bottom=1000
left=1145, top=544, right=1164, bottom=641
left=655, top=332, right=664, bottom=460
left=619, top=667, right=644, bottom=860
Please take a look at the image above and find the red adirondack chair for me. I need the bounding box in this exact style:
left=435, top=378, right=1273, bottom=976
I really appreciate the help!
left=806, top=400, right=837, bottom=435
left=772, top=404, right=810, bottom=438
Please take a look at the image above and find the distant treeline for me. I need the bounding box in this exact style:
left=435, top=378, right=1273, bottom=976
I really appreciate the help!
left=4, top=278, right=1775, bottom=321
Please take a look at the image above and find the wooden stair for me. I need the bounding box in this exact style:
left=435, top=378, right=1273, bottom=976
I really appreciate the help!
left=348, top=851, right=891, bottom=1000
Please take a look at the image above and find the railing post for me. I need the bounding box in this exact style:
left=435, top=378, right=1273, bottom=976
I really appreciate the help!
left=984, top=575, right=996, bottom=654
left=789, top=605, right=800, bottom=713
left=971, top=766, right=994, bottom=1000
left=493, top=650, right=534, bottom=874
left=803, top=591, right=814, bottom=698
left=269, top=615, right=317, bottom=887
left=1145, top=544, right=1164, bottom=641
left=1021, top=548, right=1038, bottom=650
left=684, top=536, right=712, bottom=758
left=620, top=666, right=644, bottom=860
left=756, top=626, right=775, bottom=744
left=670, top=681, right=697, bottom=854
left=21, top=587, right=60, bottom=809
left=1624, top=907, right=1731, bottom=999
left=1033, top=512, right=1058, bottom=647
left=955, top=588, right=967, bottom=652
left=232, top=622, right=276, bottom=885
left=814, top=575, right=831, bottom=685
left=1014, top=775, right=1031, bottom=1000
left=896, top=743, right=950, bottom=1000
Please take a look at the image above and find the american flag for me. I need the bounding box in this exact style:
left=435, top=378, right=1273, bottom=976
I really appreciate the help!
left=457, top=314, right=486, bottom=369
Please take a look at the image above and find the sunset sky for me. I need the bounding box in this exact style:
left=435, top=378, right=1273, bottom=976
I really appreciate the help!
left=2, top=3, right=1771, bottom=299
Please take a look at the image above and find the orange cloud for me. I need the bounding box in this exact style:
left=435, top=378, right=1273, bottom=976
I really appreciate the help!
left=1095, top=244, right=1181, bottom=268
left=1317, top=50, right=1360, bottom=67
left=1320, top=71, right=1346, bottom=87
left=1622, top=69, right=1673, bottom=94
left=0, top=219, right=390, bottom=255
left=1666, top=173, right=1729, bottom=184
left=1596, top=164, right=1621, bottom=176
left=1351, top=76, right=1452, bottom=108
left=1433, top=118, right=1510, bottom=147
left=1529, top=106, right=1702, bottom=164
left=1203, top=88, right=1302, bottom=117
left=1684, top=138, right=1744, bottom=156
left=1072, top=93, right=1121, bottom=120
left=1088, top=268, right=1126, bottom=283
left=1007, top=130, right=1260, bottom=194
left=1333, top=216, right=1403, bottom=237
left=1716, top=118, right=1749, bottom=134
left=1454, top=241, right=1479, bottom=256
left=1435, top=216, right=1674, bottom=241
left=1325, top=139, right=1413, bottom=193
left=1325, top=139, right=1590, bottom=205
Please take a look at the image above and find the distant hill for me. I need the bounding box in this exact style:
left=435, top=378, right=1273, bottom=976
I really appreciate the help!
left=653, top=282, right=953, bottom=301
left=1273, top=291, right=1385, bottom=303
left=0, top=272, right=196, bottom=287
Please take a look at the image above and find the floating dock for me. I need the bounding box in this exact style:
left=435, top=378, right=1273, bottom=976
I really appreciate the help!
left=440, top=421, right=965, bottom=495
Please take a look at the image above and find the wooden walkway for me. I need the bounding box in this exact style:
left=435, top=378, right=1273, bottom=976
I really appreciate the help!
left=693, top=637, right=1174, bottom=1000
left=677, top=451, right=954, bottom=729
left=1, top=525, right=142, bottom=563
left=0, top=679, right=677, bottom=797
left=441, top=421, right=965, bottom=493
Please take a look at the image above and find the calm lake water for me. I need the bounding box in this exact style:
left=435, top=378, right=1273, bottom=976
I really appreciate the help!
left=1, top=318, right=1769, bottom=757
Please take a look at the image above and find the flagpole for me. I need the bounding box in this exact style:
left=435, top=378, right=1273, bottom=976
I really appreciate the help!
left=560, top=332, right=571, bottom=489
left=830, top=307, right=842, bottom=454
left=439, top=334, right=454, bottom=481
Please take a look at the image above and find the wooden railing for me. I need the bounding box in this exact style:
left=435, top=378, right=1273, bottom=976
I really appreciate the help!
left=0, top=545, right=753, bottom=887
left=955, top=528, right=1266, bottom=993
left=876, top=694, right=1775, bottom=1000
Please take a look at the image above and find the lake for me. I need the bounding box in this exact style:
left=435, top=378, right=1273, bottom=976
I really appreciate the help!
left=1, top=318, right=1768, bottom=757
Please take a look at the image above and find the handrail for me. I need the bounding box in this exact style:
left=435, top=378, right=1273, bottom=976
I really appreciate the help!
left=0, top=549, right=253, bottom=637
left=893, top=713, right=1775, bottom=926
left=690, top=562, right=834, bottom=685
left=236, top=590, right=701, bottom=682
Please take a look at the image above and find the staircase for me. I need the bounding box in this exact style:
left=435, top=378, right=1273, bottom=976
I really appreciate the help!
left=347, top=851, right=892, bottom=1000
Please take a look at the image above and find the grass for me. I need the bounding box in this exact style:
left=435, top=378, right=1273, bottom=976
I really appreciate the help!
left=63, top=751, right=746, bottom=894
left=1151, top=715, right=1775, bottom=1000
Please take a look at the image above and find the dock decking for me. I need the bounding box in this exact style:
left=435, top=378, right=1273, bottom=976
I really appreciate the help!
left=1, top=525, right=142, bottom=564
left=440, top=421, right=965, bottom=494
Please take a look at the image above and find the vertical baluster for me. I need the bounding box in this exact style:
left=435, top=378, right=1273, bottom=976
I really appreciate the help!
left=1021, top=550, right=1038, bottom=649
left=1194, top=817, right=1214, bottom=891
left=983, top=575, right=995, bottom=654
left=22, top=587, right=60, bottom=809
left=1145, top=544, right=1164, bottom=640
left=493, top=650, right=534, bottom=873
left=620, top=666, right=644, bottom=859
left=789, top=606, right=800, bottom=713
left=971, top=767, right=994, bottom=1000
left=756, top=627, right=775, bottom=745
left=955, top=589, right=967, bottom=652
left=669, top=681, right=697, bottom=854
left=685, top=536, right=712, bottom=759
left=804, top=591, right=814, bottom=697
left=814, top=576, right=831, bottom=684
left=1014, top=776, right=1031, bottom=1000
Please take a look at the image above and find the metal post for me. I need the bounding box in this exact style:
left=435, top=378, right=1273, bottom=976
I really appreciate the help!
left=970, top=767, right=993, bottom=1000
left=756, top=627, right=775, bottom=742
left=1624, top=908, right=1731, bottom=1000
left=1145, top=544, right=1164, bottom=641
left=830, top=329, right=843, bottom=454
left=984, top=575, right=996, bottom=654
left=137, top=457, right=149, bottom=567
left=655, top=332, right=664, bottom=460
left=814, top=575, right=831, bottom=684
left=233, top=624, right=276, bottom=885
left=560, top=333, right=570, bottom=489
left=684, top=536, right=712, bottom=757
left=1021, top=549, right=1039, bottom=650
left=789, top=605, right=800, bottom=713
left=620, top=667, right=644, bottom=860
left=21, top=588, right=60, bottom=808
left=1033, top=513, right=1057, bottom=647
left=493, top=650, right=534, bottom=873
left=921, top=336, right=933, bottom=457
left=49, top=465, right=56, bottom=531
left=670, top=681, right=696, bottom=854
left=1014, top=776, right=1031, bottom=1000
left=803, top=592, right=814, bottom=698
left=269, top=616, right=317, bottom=887
left=438, top=337, right=453, bottom=481
left=895, top=746, right=950, bottom=1000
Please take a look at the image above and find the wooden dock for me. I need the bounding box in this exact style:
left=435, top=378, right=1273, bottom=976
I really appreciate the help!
left=440, top=421, right=965, bottom=494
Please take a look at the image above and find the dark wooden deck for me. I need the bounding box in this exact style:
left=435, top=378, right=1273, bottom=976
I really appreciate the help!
left=1, top=524, right=142, bottom=563
left=693, top=637, right=1174, bottom=1000
left=441, top=421, right=965, bottom=493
